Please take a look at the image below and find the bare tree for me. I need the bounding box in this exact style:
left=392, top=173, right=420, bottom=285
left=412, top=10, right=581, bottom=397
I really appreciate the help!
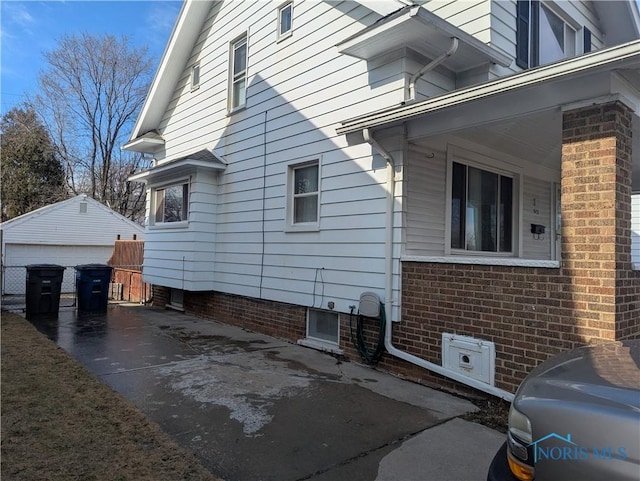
left=36, top=33, right=153, bottom=222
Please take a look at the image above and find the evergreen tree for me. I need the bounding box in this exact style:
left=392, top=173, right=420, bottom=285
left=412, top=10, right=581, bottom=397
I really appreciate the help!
left=0, top=105, right=68, bottom=221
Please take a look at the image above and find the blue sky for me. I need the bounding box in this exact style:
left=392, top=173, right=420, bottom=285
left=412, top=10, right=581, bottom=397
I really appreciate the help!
left=1, top=0, right=183, bottom=115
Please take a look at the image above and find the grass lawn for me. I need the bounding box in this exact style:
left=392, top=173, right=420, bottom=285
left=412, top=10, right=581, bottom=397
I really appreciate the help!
left=1, top=312, right=222, bottom=481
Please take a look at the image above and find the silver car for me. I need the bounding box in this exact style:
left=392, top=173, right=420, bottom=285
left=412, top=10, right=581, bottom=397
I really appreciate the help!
left=487, top=340, right=640, bottom=481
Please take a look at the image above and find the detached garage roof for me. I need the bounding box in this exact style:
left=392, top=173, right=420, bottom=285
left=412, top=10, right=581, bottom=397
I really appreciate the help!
left=1, top=195, right=144, bottom=246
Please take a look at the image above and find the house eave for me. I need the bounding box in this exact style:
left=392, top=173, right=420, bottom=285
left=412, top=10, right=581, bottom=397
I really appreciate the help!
left=122, top=135, right=165, bottom=153
left=337, top=40, right=640, bottom=135
left=128, top=150, right=227, bottom=184
left=336, top=5, right=512, bottom=72
left=128, top=0, right=213, bottom=141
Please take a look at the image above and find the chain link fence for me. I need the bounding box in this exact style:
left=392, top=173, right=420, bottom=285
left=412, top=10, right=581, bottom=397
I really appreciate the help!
left=1, top=264, right=149, bottom=313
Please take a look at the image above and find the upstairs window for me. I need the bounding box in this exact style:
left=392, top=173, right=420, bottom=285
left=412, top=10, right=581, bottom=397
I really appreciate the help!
left=517, top=1, right=577, bottom=68
left=190, top=63, right=200, bottom=91
left=450, top=161, right=514, bottom=254
left=229, top=34, right=248, bottom=111
left=154, top=182, right=189, bottom=224
left=278, top=2, right=293, bottom=39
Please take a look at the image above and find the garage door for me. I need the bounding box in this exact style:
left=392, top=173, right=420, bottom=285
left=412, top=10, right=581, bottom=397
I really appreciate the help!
left=3, top=244, right=114, bottom=294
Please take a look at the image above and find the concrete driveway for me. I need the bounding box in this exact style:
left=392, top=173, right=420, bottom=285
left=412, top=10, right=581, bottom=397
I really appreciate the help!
left=29, top=304, right=504, bottom=481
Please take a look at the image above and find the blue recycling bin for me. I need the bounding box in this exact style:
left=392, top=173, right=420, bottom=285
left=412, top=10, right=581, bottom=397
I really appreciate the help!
left=75, top=264, right=113, bottom=312
left=25, top=264, right=65, bottom=320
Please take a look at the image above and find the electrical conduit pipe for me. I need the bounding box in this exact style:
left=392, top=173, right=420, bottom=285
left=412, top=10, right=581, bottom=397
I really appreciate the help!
left=363, top=127, right=514, bottom=402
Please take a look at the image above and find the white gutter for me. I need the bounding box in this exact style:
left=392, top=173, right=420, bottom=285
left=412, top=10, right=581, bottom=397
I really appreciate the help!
left=339, top=39, right=640, bottom=135
left=407, top=37, right=459, bottom=101
left=363, top=128, right=514, bottom=402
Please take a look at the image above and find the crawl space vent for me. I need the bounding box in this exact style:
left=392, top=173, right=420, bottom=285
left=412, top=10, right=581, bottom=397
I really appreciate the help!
left=442, top=333, right=495, bottom=386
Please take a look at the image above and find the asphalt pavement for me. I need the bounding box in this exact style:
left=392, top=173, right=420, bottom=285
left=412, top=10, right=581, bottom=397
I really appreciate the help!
left=28, top=304, right=505, bottom=481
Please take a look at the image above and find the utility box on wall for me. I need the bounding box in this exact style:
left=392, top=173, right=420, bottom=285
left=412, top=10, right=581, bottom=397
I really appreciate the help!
left=442, top=333, right=495, bottom=386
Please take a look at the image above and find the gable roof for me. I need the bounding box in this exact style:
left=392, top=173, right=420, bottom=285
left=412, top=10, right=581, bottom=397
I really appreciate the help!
left=0, top=194, right=144, bottom=234
left=125, top=0, right=415, bottom=147
left=127, top=0, right=212, bottom=143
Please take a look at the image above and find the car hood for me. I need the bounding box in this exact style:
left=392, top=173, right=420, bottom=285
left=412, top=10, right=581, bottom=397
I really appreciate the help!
left=517, top=340, right=640, bottom=410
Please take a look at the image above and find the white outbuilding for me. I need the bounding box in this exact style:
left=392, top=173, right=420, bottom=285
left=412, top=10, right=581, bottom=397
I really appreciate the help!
left=1, top=194, right=144, bottom=294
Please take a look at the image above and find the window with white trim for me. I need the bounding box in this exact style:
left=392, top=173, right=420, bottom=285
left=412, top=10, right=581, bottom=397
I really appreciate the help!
left=278, top=2, right=293, bottom=39
left=229, top=34, right=247, bottom=110
left=154, top=182, right=189, bottom=224
left=288, top=161, right=319, bottom=228
left=190, top=63, right=200, bottom=91
left=450, top=161, right=515, bottom=254
left=516, top=1, right=580, bottom=68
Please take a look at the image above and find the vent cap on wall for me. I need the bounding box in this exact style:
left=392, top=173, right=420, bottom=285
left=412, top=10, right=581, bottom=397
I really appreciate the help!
left=442, top=333, right=495, bottom=386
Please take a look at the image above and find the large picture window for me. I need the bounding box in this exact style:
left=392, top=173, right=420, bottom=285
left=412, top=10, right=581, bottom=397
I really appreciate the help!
left=451, top=162, right=513, bottom=253
left=229, top=34, right=247, bottom=110
left=154, top=182, right=189, bottom=224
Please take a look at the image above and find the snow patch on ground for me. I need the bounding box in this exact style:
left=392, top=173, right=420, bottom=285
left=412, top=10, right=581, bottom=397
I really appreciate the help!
left=157, top=352, right=315, bottom=435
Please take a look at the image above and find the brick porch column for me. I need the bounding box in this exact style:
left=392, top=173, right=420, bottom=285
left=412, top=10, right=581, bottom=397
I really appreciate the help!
left=561, top=100, right=638, bottom=341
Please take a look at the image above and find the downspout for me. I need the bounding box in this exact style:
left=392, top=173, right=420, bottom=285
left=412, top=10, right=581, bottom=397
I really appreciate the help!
left=406, top=37, right=459, bottom=102
left=363, top=127, right=514, bottom=402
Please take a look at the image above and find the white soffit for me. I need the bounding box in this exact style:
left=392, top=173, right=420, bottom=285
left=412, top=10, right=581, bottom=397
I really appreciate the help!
left=337, top=40, right=640, bottom=135
left=336, top=5, right=511, bottom=72
left=129, top=149, right=226, bottom=183
left=122, top=131, right=165, bottom=153
left=129, top=0, right=212, bottom=141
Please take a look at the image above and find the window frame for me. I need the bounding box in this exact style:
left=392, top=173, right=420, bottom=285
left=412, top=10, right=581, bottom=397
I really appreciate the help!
left=228, top=33, right=248, bottom=113
left=286, top=159, right=321, bottom=232
left=190, top=62, right=200, bottom=91
left=277, top=1, right=293, bottom=41
left=516, top=1, right=580, bottom=69
left=306, top=308, right=340, bottom=347
left=150, top=178, right=190, bottom=228
left=445, top=147, right=521, bottom=257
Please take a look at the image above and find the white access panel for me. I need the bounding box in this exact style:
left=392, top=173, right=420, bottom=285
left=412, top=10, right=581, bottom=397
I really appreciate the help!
left=442, top=333, right=495, bottom=386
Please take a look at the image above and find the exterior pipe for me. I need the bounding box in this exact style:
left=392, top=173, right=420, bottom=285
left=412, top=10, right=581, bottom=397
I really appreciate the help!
left=407, top=37, right=459, bottom=101
left=363, top=127, right=515, bottom=402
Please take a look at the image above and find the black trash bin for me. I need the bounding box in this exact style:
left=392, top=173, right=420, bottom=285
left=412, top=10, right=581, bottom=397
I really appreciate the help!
left=75, top=264, right=113, bottom=312
left=25, top=264, right=65, bottom=320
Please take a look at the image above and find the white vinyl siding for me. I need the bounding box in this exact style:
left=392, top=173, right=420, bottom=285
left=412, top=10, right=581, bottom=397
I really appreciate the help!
left=148, top=1, right=401, bottom=310
left=521, top=177, right=552, bottom=260
left=405, top=147, right=555, bottom=261
left=423, top=1, right=606, bottom=77
left=142, top=169, right=218, bottom=291
left=405, top=150, right=447, bottom=257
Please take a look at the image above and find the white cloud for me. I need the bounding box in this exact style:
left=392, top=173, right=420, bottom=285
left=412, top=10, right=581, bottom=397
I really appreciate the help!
left=2, top=2, right=35, bottom=28
left=146, top=3, right=180, bottom=33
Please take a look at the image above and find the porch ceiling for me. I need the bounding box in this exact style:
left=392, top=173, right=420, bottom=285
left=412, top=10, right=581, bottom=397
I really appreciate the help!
left=409, top=107, right=640, bottom=192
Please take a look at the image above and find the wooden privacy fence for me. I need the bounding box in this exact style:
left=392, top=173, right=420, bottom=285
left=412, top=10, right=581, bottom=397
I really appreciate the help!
left=107, top=240, right=149, bottom=303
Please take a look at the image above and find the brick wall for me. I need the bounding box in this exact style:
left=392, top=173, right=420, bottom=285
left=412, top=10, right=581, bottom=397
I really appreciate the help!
left=562, top=101, right=640, bottom=339
left=184, top=291, right=307, bottom=342
left=145, top=102, right=638, bottom=398
left=151, top=285, right=170, bottom=307
left=394, top=101, right=639, bottom=394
